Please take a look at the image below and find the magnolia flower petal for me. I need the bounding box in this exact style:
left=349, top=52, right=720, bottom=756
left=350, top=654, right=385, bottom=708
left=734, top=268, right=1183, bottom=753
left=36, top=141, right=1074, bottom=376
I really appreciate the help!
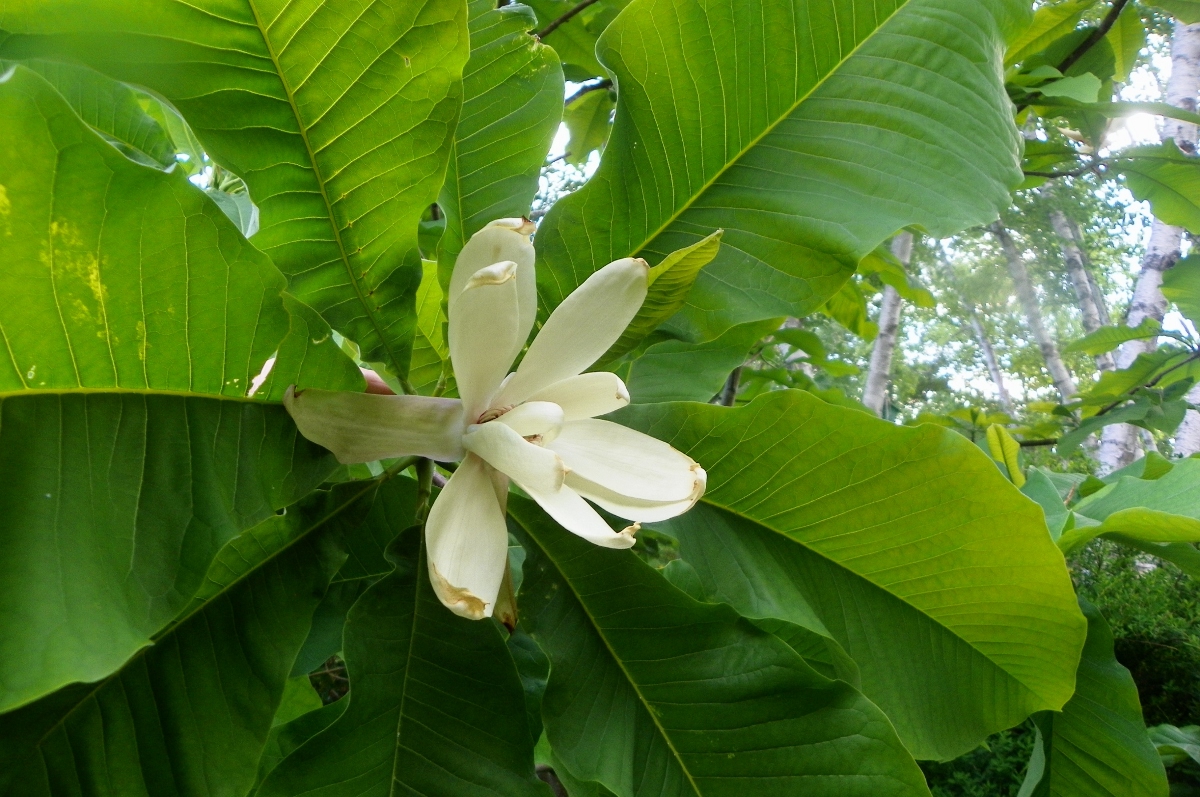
left=525, top=372, right=630, bottom=421
left=548, top=419, right=706, bottom=503
left=463, top=419, right=566, bottom=493
left=525, top=481, right=638, bottom=549
left=425, top=454, right=509, bottom=620
left=449, top=218, right=537, bottom=362
left=284, top=386, right=464, bottom=463
left=495, top=400, right=564, bottom=440
left=567, top=471, right=703, bottom=522
left=449, top=260, right=521, bottom=421
left=496, top=257, right=649, bottom=406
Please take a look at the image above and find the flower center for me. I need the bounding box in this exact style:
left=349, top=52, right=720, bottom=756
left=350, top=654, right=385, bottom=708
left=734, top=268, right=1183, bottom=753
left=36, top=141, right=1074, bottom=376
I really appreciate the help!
left=476, top=405, right=514, bottom=424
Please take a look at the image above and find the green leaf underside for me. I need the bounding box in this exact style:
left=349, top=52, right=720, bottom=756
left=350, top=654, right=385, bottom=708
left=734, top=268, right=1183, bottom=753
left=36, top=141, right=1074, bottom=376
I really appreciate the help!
left=1112, top=143, right=1200, bottom=235
left=1060, top=458, right=1200, bottom=553
left=512, top=496, right=932, bottom=797
left=0, top=482, right=360, bottom=796
left=1146, top=0, right=1200, bottom=24
left=603, top=231, right=724, bottom=365
left=535, top=0, right=1026, bottom=343
left=8, top=58, right=175, bottom=167
left=1163, top=254, right=1200, bottom=326
left=627, top=317, right=782, bottom=404
left=437, top=0, right=563, bottom=281
left=257, top=522, right=546, bottom=797
left=563, top=86, right=614, bottom=166
left=0, top=0, right=471, bottom=378
left=0, top=66, right=359, bottom=711
left=1064, top=320, right=1161, bottom=355
left=1019, top=600, right=1168, bottom=797
left=619, top=390, right=1086, bottom=761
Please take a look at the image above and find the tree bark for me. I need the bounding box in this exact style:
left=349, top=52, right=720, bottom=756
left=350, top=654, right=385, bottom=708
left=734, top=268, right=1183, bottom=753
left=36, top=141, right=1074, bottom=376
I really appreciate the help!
left=991, top=222, right=1078, bottom=403
left=1102, top=21, right=1200, bottom=472
left=1049, top=210, right=1115, bottom=371
left=1176, top=383, right=1200, bottom=455
left=969, top=312, right=1015, bottom=415
left=862, top=232, right=913, bottom=416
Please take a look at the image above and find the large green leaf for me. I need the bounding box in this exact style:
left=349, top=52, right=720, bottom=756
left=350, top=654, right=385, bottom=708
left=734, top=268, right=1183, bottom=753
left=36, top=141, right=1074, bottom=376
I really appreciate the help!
left=0, top=64, right=360, bottom=711
left=0, top=0, right=471, bottom=378
left=1112, top=143, right=1200, bottom=234
left=511, top=496, right=932, bottom=797
left=1059, top=458, right=1200, bottom=553
left=534, top=0, right=1027, bottom=342
left=0, top=482, right=362, bottom=797
left=619, top=390, right=1087, bottom=761
left=438, top=0, right=561, bottom=269
left=257, top=523, right=547, bottom=797
left=1019, top=600, right=1168, bottom=797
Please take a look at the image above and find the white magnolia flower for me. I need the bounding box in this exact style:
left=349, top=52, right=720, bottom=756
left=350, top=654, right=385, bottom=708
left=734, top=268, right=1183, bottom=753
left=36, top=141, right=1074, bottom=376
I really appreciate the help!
left=286, top=219, right=706, bottom=620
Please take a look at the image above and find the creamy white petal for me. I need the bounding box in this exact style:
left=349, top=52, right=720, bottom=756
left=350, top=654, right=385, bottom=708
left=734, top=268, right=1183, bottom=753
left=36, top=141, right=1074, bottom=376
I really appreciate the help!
left=547, top=419, right=705, bottom=502
left=495, top=257, right=649, bottom=406
left=462, top=419, right=566, bottom=493
left=567, top=471, right=703, bottom=522
left=449, top=260, right=521, bottom=422
left=525, top=372, right=630, bottom=421
left=424, top=454, right=510, bottom=620
left=494, top=400, right=564, bottom=440
left=524, top=481, right=638, bottom=549
left=284, top=386, right=464, bottom=463
left=449, top=219, right=537, bottom=363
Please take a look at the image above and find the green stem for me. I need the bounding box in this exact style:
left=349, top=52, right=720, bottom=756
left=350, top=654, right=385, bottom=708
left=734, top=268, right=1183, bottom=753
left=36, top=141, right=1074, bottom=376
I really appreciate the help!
left=414, top=458, right=435, bottom=524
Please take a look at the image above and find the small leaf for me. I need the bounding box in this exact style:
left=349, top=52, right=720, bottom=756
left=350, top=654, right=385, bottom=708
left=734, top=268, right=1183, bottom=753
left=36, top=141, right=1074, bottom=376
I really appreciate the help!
left=1112, top=142, right=1200, bottom=234
left=987, top=423, right=1026, bottom=487
left=1064, top=319, right=1161, bottom=355
left=1038, top=73, right=1103, bottom=103
left=1145, top=0, right=1200, bottom=23
left=563, top=86, right=615, bottom=165
left=601, top=230, right=723, bottom=364
left=1005, top=0, right=1098, bottom=67
left=1106, top=1, right=1146, bottom=83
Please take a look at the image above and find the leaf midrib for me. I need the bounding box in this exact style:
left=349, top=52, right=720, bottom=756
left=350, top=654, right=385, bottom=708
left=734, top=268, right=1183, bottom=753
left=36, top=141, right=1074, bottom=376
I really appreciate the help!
left=0, top=387, right=271, bottom=403
left=518, top=514, right=703, bottom=797
left=616, top=0, right=911, bottom=265
left=244, top=0, right=408, bottom=380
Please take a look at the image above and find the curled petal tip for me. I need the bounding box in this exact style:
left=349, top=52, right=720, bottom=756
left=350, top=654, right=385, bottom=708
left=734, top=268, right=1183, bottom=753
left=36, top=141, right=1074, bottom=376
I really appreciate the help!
left=465, top=260, right=518, bottom=289
left=616, top=523, right=640, bottom=547
left=488, top=217, right=537, bottom=236
left=429, top=560, right=491, bottom=620
left=633, top=257, right=650, bottom=272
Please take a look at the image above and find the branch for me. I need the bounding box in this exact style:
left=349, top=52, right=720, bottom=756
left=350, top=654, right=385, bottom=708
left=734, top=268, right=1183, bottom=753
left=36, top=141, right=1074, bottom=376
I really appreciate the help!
left=537, top=0, right=603, bottom=39
left=1023, top=161, right=1106, bottom=179
left=1019, top=438, right=1060, bottom=447
left=1057, top=0, right=1131, bottom=75
left=565, top=78, right=612, bottom=106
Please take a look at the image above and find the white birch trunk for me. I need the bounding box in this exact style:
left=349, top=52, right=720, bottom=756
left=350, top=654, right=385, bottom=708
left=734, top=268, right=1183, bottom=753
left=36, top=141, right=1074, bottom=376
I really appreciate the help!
left=1050, top=210, right=1114, bottom=371
left=969, top=313, right=1015, bottom=414
left=1102, top=21, right=1200, bottom=472
left=991, top=222, right=1078, bottom=403
left=862, top=232, right=913, bottom=416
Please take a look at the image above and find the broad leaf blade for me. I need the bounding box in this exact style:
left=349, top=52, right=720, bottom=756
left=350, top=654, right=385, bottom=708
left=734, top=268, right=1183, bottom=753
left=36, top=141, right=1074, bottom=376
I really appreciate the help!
left=535, top=0, right=1027, bottom=342
left=1019, top=600, right=1168, bottom=797
left=0, top=0, right=471, bottom=378
left=438, top=0, right=563, bottom=275
left=512, top=497, right=932, bottom=797
left=0, top=64, right=357, bottom=711
left=0, top=483, right=359, bottom=796
left=620, top=390, right=1087, bottom=761
left=257, top=523, right=547, bottom=797
left=1112, top=143, right=1200, bottom=234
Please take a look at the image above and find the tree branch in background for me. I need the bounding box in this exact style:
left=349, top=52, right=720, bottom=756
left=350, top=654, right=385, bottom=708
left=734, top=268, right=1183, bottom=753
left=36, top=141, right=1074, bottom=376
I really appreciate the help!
left=1023, top=162, right=1106, bottom=179
left=537, top=0, right=603, bottom=39
left=565, top=78, right=612, bottom=106
left=1057, top=0, right=1131, bottom=75
left=718, top=367, right=742, bottom=407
